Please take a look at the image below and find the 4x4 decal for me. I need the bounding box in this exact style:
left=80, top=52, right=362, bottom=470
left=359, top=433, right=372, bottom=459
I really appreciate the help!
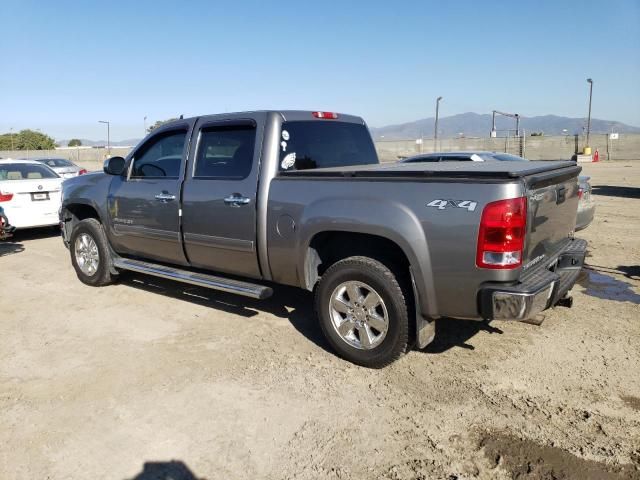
left=426, top=199, right=478, bottom=212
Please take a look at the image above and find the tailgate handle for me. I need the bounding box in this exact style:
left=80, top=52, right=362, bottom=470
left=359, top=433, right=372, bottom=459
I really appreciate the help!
left=556, top=186, right=566, bottom=204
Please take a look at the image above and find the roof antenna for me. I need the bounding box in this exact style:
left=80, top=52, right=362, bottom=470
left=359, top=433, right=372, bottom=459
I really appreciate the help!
left=179, top=114, right=184, bottom=119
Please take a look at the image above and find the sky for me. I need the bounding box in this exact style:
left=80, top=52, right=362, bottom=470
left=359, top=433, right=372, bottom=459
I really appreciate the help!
left=1, top=0, right=639, bottom=141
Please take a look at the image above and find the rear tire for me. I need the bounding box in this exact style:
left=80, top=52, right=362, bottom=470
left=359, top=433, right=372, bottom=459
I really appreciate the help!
left=69, top=218, right=115, bottom=286
left=314, top=256, right=409, bottom=368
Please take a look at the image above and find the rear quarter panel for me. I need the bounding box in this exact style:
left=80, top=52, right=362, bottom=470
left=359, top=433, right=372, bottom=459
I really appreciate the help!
left=267, top=177, right=525, bottom=319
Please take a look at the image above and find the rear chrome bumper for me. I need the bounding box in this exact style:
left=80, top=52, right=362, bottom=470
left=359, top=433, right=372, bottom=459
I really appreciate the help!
left=478, top=238, right=587, bottom=321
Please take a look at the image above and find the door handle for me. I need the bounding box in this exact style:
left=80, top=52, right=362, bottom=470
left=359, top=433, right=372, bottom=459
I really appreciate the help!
left=155, top=193, right=176, bottom=202
left=224, top=194, right=251, bottom=207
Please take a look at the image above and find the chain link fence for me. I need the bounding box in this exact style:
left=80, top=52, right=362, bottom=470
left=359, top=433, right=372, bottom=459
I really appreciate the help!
left=374, top=133, right=638, bottom=163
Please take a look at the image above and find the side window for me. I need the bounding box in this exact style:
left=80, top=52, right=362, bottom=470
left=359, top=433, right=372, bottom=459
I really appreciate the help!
left=131, top=130, right=187, bottom=178
left=194, top=125, right=256, bottom=179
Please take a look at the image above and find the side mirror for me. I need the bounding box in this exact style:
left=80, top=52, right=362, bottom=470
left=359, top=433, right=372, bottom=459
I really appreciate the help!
left=103, top=156, right=126, bottom=175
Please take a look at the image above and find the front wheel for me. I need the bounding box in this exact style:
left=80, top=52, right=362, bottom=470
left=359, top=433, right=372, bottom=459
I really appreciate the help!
left=69, top=218, right=115, bottom=286
left=314, top=256, right=409, bottom=368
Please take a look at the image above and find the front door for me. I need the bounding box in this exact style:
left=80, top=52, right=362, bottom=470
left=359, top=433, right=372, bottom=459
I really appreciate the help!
left=107, top=125, right=191, bottom=265
left=181, top=116, right=263, bottom=278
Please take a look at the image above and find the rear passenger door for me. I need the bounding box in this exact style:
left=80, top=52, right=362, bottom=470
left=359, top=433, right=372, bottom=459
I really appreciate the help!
left=107, top=123, right=193, bottom=265
left=181, top=115, right=264, bottom=278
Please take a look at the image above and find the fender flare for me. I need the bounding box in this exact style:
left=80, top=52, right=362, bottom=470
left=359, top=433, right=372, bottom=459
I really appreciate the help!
left=297, top=197, right=439, bottom=319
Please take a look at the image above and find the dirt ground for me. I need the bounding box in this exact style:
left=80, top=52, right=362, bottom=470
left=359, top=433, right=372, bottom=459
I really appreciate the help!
left=1, top=162, right=639, bottom=480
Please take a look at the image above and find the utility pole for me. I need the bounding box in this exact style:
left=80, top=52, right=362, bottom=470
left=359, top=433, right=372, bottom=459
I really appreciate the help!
left=434, top=96, right=443, bottom=152
left=144, top=116, right=147, bottom=135
left=98, top=120, right=110, bottom=156
left=586, top=78, right=593, bottom=149
left=9, top=127, right=14, bottom=150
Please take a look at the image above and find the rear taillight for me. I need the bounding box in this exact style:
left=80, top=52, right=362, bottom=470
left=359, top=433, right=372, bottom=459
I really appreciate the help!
left=312, top=111, right=338, bottom=119
left=476, top=197, right=527, bottom=269
left=79, top=169, right=88, bottom=175
left=0, top=192, right=13, bottom=202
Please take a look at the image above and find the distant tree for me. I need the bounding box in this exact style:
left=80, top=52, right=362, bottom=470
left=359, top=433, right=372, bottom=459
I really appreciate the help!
left=530, top=132, right=544, bottom=137
left=147, top=118, right=179, bottom=133
left=13, top=130, right=56, bottom=150
left=68, top=138, right=82, bottom=147
left=0, top=133, right=13, bottom=150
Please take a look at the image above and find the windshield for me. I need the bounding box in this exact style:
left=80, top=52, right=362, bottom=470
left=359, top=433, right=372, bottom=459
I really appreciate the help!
left=37, top=158, right=74, bottom=167
left=0, top=163, right=60, bottom=180
left=279, top=121, right=378, bottom=171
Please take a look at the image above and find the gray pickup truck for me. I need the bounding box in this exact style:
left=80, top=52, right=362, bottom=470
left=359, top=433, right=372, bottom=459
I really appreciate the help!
left=60, top=110, right=586, bottom=368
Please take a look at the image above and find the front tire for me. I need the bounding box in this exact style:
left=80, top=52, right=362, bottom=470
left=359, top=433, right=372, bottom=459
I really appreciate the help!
left=69, top=218, right=115, bottom=286
left=314, top=256, right=409, bottom=368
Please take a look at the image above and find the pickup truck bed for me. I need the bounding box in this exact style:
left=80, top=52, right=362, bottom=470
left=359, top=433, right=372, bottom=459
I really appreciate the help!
left=280, top=157, right=579, bottom=178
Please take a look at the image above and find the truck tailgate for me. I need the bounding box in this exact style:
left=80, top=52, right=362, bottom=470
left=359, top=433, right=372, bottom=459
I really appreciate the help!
left=523, top=165, right=581, bottom=268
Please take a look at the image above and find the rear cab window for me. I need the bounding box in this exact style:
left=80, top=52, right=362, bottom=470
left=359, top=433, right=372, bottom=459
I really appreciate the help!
left=278, top=121, right=378, bottom=171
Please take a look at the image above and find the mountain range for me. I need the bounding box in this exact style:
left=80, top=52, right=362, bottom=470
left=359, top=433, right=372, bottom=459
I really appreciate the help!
left=369, top=113, right=640, bottom=140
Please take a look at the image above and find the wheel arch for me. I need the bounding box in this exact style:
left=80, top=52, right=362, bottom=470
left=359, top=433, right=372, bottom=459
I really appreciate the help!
left=61, top=200, right=103, bottom=244
left=301, top=225, right=438, bottom=320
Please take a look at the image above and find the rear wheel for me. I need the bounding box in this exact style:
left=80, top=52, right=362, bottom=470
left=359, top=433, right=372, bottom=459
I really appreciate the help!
left=69, top=218, right=115, bottom=286
left=314, top=256, right=409, bottom=368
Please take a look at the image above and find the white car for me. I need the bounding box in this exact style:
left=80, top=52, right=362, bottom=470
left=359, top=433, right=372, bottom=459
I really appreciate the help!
left=0, top=159, right=64, bottom=229
left=32, top=157, right=88, bottom=178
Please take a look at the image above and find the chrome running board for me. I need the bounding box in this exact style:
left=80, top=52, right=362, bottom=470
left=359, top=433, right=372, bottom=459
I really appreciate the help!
left=112, top=257, right=273, bottom=300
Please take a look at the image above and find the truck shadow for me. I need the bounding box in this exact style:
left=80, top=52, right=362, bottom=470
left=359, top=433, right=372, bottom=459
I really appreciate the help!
left=121, top=273, right=495, bottom=355
left=422, top=319, right=503, bottom=353
left=122, top=273, right=330, bottom=351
